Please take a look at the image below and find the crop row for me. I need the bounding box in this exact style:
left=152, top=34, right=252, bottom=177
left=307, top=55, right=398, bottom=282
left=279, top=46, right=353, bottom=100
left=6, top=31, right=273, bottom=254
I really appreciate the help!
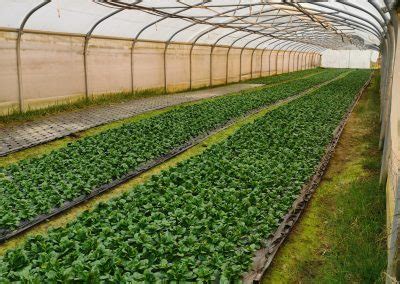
left=0, top=69, right=345, bottom=231
left=0, top=70, right=371, bottom=282
left=247, top=68, right=323, bottom=85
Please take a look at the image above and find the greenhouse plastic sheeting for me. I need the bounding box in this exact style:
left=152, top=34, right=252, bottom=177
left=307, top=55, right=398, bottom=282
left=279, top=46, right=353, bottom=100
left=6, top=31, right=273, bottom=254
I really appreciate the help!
left=0, top=0, right=388, bottom=49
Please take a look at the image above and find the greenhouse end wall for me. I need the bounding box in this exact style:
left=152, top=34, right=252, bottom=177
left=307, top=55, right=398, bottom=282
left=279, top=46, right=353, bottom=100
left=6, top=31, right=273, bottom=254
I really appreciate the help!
left=0, top=29, right=320, bottom=115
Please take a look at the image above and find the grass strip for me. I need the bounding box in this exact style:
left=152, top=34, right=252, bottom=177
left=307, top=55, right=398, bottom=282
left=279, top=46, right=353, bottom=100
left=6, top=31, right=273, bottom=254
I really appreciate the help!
left=0, top=70, right=371, bottom=282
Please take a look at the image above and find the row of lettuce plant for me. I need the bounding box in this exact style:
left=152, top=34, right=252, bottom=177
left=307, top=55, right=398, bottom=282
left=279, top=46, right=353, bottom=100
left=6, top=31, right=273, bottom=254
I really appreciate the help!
left=0, top=70, right=371, bottom=282
left=245, top=68, right=323, bottom=85
left=0, top=69, right=345, bottom=231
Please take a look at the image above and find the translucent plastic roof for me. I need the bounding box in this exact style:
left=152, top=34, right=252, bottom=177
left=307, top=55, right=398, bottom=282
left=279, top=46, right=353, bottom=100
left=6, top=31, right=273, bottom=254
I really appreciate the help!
left=0, top=0, right=394, bottom=52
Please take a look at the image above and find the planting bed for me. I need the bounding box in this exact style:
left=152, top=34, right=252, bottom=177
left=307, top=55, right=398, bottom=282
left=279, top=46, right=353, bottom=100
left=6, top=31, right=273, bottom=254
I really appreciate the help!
left=0, top=69, right=345, bottom=237
left=247, top=68, right=323, bottom=85
left=0, top=70, right=371, bottom=282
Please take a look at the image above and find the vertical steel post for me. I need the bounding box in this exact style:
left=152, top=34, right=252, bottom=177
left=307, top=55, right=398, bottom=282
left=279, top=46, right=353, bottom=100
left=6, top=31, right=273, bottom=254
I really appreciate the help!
left=250, top=38, right=275, bottom=79
left=380, top=24, right=396, bottom=150
left=16, top=0, right=51, bottom=112
left=84, top=8, right=124, bottom=100
left=131, top=3, right=194, bottom=93
left=267, top=40, right=284, bottom=76
left=209, top=45, right=215, bottom=87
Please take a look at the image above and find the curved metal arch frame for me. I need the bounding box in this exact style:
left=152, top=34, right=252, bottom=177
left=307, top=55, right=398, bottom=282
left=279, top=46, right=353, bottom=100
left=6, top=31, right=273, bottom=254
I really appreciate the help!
left=295, top=45, right=314, bottom=71
left=133, top=2, right=364, bottom=52
left=161, top=3, right=277, bottom=92
left=206, top=15, right=302, bottom=85
left=274, top=40, right=294, bottom=75
left=259, top=38, right=281, bottom=77
left=280, top=42, right=305, bottom=74
left=311, top=2, right=384, bottom=38
left=246, top=24, right=330, bottom=79
left=233, top=19, right=330, bottom=80
left=299, top=46, right=314, bottom=71
left=249, top=37, right=277, bottom=80
left=290, top=44, right=313, bottom=72
left=11, top=0, right=392, bottom=109
left=131, top=3, right=195, bottom=92
left=267, top=40, right=293, bottom=76
left=98, top=0, right=386, bottom=50
left=288, top=44, right=309, bottom=72
left=296, top=3, right=384, bottom=43
left=162, top=1, right=221, bottom=93
left=236, top=35, right=267, bottom=83
left=186, top=5, right=367, bottom=88
left=83, top=7, right=126, bottom=98
left=288, top=42, right=318, bottom=73
left=266, top=40, right=287, bottom=76
left=16, top=0, right=51, bottom=112
left=295, top=45, right=309, bottom=72
left=82, top=1, right=144, bottom=97
left=302, top=46, right=323, bottom=70
left=187, top=8, right=297, bottom=89
left=179, top=7, right=332, bottom=89
left=203, top=18, right=318, bottom=87
left=186, top=5, right=280, bottom=89
left=285, top=42, right=309, bottom=73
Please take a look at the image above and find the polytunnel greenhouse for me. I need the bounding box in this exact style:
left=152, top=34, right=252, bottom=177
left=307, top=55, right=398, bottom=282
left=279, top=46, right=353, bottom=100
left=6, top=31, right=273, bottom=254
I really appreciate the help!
left=0, top=0, right=399, bottom=282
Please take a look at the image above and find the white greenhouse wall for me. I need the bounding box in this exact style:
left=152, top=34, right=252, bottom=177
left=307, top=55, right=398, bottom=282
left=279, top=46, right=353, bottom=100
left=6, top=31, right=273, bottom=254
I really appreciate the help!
left=321, top=49, right=379, bottom=69
left=0, top=29, right=320, bottom=114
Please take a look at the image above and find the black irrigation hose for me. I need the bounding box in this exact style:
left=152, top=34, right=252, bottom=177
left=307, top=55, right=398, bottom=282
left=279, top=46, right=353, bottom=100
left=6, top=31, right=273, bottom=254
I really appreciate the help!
left=0, top=72, right=344, bottom=244
left=243, top=73, right=373, bottom=284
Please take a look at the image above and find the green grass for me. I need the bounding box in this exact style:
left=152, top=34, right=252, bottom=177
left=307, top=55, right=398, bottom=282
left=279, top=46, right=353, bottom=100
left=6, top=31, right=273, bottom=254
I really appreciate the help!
left=263, top=71, right=386, bottom=283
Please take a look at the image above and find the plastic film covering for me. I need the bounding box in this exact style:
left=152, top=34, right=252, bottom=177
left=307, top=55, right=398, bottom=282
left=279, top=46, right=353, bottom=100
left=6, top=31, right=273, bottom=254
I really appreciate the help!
left=0, top=0, right=390, bottom=50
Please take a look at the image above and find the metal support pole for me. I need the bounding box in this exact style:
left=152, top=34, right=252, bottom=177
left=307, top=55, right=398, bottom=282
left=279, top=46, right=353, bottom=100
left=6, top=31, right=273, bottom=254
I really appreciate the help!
left=380, top=39, right=389, bottom=121
left=163, top=43, right=168, bottom=93
left=236, top=35, right=266, bottom=82
left=16, top=0, right=51, bottom=112
left=267, top=40, right=285, bottom=76
left=209, top=46, right=215, bottom=87
left=296, top=46, right=309, bottom=71
left=289, top=44, right=309, bottom=72
left=225, top=46, right=230, bottom=84
left=250, top=38, right=275, bottom=79
left=282, top=42, right=304, bottom=74
left=84, top=8, right=124, bottom=99
left=276, top=42, right=295, bottom=75
left=280, top=42, right=297, bottom=74
left=379, top=24, right=396, bottom=150
left=260, top=39, right=280, bottom=78
left=275, top=51, right=280, bottom=74
left=131, top=4, right=193, bottom=92
left=299, top=46, right=314, bottom=70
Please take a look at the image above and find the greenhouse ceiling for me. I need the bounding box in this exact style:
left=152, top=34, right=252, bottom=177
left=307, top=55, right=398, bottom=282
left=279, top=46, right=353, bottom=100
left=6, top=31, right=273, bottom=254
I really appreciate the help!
left=0, top=0, right=396, bottom=53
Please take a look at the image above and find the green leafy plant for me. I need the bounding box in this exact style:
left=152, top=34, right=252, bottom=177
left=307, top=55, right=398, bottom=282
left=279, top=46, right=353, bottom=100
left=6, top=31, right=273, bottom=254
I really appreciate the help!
left=246, top=68, right=324, bottom=85
left=0, top=70, right=371, bottom=282
left=0, top=69, right=346, bottom=231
